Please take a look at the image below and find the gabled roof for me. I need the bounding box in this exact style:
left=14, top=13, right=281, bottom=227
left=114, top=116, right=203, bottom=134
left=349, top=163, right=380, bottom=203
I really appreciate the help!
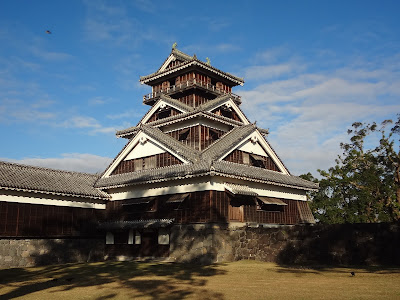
left=202, top=124, right=257, bottom=162
left=133, top=94, right=194, bottom=129
left=139, top=125, right=201, bottom=163
left=157, top=94, right=194, bottom=112
left=156, top=48, right=193, bottom=73
left=140, top=48, right=244, bottom=86
left=97, top=121, right=314, bottom=190
left=95, top=158, right=318, bottom=191
left=118, top=94, right=249, bottom=139
left=95, top=161, right=211, bottom=188
left=197, top=94, right=233, bottom=111
left=152, top=110, right=244, bottom=128
left=102, top=124, right=202, bottom=178
left=212, top=161, right=317, bottom=190
left=0, top=161, right=109, bottom=200
left=117, top=110, right=244, bottom=139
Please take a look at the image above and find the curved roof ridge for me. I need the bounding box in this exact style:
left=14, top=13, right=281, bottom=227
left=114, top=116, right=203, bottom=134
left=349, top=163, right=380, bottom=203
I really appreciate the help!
left=158, top=94, right=194, bottom=112
left=116, top=126, right=139, bottom=138
left=194, top=94, right=232, bottom=112
left=0, top=160, right=109, bottom=199
left=140, top=49, right=244, bottom=86
left=0, top=160, right=98, bottom=177
left=147, top=109, right=243, bottom=128
left=140, top=125, right=201, bottom=163
left=201, top=123, right=256, bottom=161
left=213, top=161, right=319, bottom=190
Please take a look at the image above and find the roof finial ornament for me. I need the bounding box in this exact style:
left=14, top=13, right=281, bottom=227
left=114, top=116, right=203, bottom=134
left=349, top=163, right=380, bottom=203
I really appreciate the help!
left=193, top=53, right=197, bottom=60
left=172, top=42, right=177, bottom=49
left=206, top=57, right=211, bottom=65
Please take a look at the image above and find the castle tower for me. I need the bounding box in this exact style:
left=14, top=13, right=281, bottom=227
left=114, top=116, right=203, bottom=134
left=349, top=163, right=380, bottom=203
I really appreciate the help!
left=95, top=47, right=318, bottom=258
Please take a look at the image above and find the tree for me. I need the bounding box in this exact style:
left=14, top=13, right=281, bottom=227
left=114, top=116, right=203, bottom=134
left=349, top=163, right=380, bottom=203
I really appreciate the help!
left=301, top=115, right=400, bottom=224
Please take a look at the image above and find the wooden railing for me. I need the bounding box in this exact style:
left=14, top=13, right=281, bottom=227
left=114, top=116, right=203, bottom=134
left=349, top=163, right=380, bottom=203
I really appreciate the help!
left=143, top=79, right=241, bottom=103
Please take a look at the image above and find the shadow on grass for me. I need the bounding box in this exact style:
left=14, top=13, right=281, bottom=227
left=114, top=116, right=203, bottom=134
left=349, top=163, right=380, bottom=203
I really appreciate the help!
left=276, top=222, right=400, bottom=269
left=274, top=264, right=400, bottom=275
left=0, top=261, right=226, bottom=299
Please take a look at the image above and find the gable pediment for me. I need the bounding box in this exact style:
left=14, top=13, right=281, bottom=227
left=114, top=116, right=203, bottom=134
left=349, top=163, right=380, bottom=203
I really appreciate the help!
left=140, top=97, right=192, bottom=125
left=237, top=139, right=268, bottom=157
left=124, top=138, right=166, bottom=160
left=203, top=126, right=289, bottom=175
left=202, top=97, right=249, bottom=125
left=103, top=130, right=191, bottom=178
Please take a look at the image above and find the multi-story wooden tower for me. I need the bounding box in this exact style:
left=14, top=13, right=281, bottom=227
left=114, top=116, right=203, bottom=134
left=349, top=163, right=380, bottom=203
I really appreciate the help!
left=95, top=46, right=318, bottom=258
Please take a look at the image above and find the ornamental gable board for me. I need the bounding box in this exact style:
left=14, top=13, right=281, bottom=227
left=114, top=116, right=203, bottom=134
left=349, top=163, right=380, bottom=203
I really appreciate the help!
left=219, top=129, right=290, bottom=174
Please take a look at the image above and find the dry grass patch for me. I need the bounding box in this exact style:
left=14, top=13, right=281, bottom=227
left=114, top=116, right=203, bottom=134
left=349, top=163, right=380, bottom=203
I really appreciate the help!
left=0, top=260, right=399, bottom=299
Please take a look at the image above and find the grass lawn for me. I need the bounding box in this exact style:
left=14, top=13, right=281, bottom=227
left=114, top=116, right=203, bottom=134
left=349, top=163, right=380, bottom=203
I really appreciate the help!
left=0, top=260, right=399, bottom=300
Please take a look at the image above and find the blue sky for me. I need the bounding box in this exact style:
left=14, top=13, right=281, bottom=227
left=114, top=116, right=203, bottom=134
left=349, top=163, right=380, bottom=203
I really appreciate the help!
left=0, top=0, right=399, bottom=175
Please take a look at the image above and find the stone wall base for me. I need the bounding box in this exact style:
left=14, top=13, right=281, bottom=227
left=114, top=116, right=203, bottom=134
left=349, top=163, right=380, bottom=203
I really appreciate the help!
left=0, top=238, right=104, bottom=268
left=169, top=222, right=400, bottom=266
left=2, top=222, right=399, bottom=268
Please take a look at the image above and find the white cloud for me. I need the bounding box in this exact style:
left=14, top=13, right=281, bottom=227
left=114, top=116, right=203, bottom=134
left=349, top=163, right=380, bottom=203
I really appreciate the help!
left=88, top=96, right=110, bottom=105
left=0, top=98, right=57, bottom=123
left=244, top=63, right=304, bottom=80
left=30, top=45, right=73, bottom=62
left=59, top=115, right=118, bottom=135
left=83, top=1, right=162, bottom=47
left=241, top=51, right=400, bottom=176
left=106, top=109, right=146, bottom=120
left=61, top=116, right=101, bottom=129
left=3, top=153, right=112, bottom=174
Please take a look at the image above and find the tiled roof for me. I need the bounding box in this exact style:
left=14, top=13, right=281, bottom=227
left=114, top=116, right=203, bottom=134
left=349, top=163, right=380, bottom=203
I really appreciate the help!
left=117, top=95, right=245, bottom=138
left=152, top=110, right=243, bottom=128
left=158, top=94, right=194, bottom=112
left=140, top=49, right=244, bottom=85
left=115, top=126, right=139, bottom=138
left=196, top=94, right=232, bottom=111
left=171, top=48, right=194, bottom=62
left=139, top=125, right=201, bottom=163
left=225, top=183, right=259, bottom=196
left=212, top=161, right=318, bottom=190
left=116, top=124, right=201, bottom=162
left=95, top=161, right=210, bottom=188
left=98, top=219, right=175, bottom=229
left=0, top=161, right=110, bottom=200
left=107, top=122, right=313, bottom=190
left=202, top=124, right=256, bottom=162
left=117, top=111, right=243, bottom=139
left=96, top=157, right=318, bottom=191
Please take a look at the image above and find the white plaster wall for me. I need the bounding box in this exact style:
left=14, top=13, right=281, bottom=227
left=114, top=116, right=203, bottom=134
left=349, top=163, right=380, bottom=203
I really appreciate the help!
left=0, top=190, right=106, bottom=209
left=107, top=175, right=307, bottom=202
left=124, top=140, right=166, bottom=160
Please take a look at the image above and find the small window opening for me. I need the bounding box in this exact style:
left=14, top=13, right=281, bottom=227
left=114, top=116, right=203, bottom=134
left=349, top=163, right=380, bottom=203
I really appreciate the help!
left=178, top=128, right=190, bottom=141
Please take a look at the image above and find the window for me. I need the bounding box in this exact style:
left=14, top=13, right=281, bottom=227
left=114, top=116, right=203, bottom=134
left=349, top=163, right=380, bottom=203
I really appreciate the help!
left=128, top=229, right=134, bottom=244
left=158, top=228, right=170, bottom=245
left=144, top=156, right=156, bottom=169
left=106, top=232, right=114, bottom=245
left=166, top=193, right=189, bottom=210
left=256, top=197, right=287, bottom=212
left=242, top=152, right=250, bottom=165
left=157, top=109, right=171, bottom=119
left=209, top=129, right=220, bottom=141
left=134, top=159, right=143, bottom=171
left=114, top=231, right=129, bottom=244
left=122, top=197, right=157, bottom=212
left=135, top=231, right=141, bottom=244
left=250, top=154, right=266, bottom=168
left=178, top=128, right=190, bottom=141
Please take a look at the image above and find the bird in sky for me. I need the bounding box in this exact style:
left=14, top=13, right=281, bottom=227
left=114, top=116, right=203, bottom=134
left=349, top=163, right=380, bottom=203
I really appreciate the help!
left=45, top=30, right=52, bottom=34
